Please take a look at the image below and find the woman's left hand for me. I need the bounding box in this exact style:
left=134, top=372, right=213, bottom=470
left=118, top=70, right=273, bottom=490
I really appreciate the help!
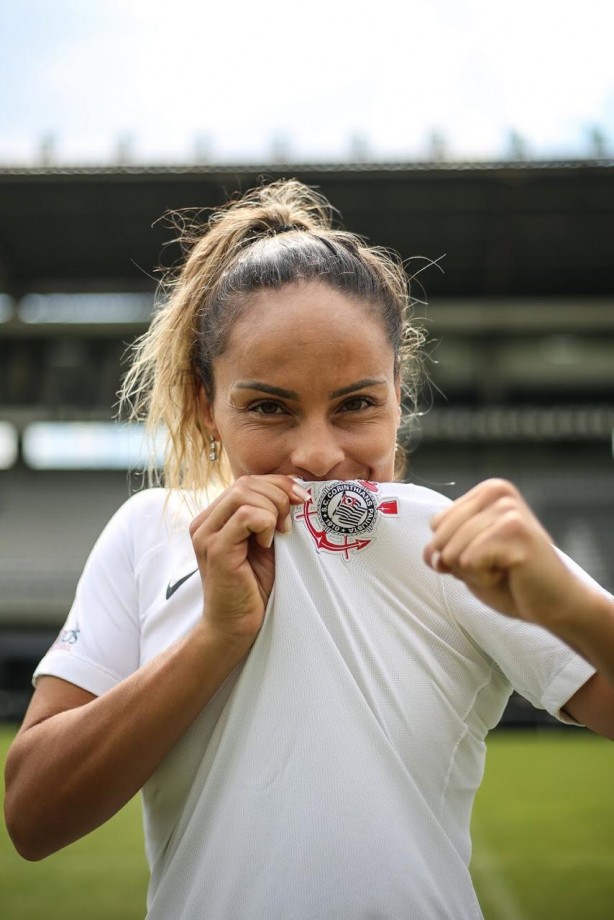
left=423, top=478, right=583, bottom=628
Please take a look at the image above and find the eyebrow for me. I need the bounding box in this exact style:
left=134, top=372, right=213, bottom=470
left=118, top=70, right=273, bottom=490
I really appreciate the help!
left=329, top=378, right=387, bottom=398
left=233, top=378, right=387, bottom=400
left=234, top=382, right=300, bottom=399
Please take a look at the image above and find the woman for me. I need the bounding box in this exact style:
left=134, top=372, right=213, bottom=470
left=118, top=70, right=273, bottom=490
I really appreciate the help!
left=5, top=180, right=614, bottom=920
left=425, top=477, right=614, bottom=685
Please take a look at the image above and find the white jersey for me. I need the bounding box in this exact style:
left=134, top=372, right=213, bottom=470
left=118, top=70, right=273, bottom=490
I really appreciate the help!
left=35, top=481, right=596, bottom=920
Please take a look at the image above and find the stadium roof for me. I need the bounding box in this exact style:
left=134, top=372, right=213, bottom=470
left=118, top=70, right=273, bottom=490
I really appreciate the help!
left=1, top=159, right=613, bottom=298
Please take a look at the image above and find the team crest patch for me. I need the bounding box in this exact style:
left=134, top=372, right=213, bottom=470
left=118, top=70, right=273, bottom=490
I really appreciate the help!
left=295, top=480, right=398, bottom=560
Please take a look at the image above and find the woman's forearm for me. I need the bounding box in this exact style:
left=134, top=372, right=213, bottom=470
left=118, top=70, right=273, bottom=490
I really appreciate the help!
left=4, top=622, right=251, bottom=860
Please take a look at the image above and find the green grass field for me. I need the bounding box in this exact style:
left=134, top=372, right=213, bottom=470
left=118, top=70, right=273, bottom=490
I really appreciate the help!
left=1, top=726, right=613, bottom=919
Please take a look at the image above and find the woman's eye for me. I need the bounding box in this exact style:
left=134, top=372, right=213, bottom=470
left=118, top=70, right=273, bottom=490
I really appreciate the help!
left=250, top=400, right=286, bottom=416
left=340, top=396, right=374, bottom=412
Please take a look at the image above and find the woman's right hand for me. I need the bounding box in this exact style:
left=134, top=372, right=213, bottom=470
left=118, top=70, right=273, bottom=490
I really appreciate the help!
left=190, top=475, right=310, bottom=646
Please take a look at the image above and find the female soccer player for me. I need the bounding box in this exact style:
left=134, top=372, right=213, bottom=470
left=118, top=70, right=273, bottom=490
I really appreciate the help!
left=5, top=180, right=614, bottom=920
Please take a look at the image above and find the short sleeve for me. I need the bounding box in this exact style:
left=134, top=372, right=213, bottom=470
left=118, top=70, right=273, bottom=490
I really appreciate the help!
left=440, top=553, right=598, bottom=722
left=33, top=491, right=154, bottom=696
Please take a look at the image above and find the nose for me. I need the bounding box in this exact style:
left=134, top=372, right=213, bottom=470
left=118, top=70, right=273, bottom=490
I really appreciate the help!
left=289, top=421, right=345, bottom=480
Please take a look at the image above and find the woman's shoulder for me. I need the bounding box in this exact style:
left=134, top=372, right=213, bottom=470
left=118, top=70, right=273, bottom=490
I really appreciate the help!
left=116, top=485, right=214, bottom=520
left=392, top=481, right=452, bottom=515
left=85, top=487, right=213, bottom=573
left=102, top=487, right=211, bottom=549
left=110, top=487, right=174, bottom=531
left=396, top=481, right=451, bottom=504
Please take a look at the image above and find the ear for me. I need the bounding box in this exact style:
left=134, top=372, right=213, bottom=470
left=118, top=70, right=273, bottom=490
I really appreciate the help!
left=197, top=386, right=218, bottom=438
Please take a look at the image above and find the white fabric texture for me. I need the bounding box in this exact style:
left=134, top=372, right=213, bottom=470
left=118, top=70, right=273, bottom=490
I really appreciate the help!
left=34, top=481, right=596, bottom=920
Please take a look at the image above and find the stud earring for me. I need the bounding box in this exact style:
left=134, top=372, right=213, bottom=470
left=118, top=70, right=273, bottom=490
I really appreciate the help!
left=208, top=435, right=219, bottom=463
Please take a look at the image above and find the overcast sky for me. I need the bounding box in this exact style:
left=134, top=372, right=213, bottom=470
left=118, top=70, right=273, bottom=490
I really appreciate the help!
left=1, top=0, right=613, bottom=164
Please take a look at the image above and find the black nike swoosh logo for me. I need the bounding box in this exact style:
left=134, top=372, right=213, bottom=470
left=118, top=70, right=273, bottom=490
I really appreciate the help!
left=165, top=569, right=198, bottom=600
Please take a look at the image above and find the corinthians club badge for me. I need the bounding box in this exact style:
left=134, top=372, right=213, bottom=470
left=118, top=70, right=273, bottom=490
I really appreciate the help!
left=295, top=480, right=398, bottom=560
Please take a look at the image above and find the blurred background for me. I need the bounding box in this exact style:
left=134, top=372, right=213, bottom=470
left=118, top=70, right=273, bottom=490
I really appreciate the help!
left=1, top=0, right=613, bottom=723
left=0, top=2, right=613, bottom=916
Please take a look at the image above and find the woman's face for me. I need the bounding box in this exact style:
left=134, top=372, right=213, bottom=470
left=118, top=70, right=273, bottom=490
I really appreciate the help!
left=201, top=281, right=402, bottom=483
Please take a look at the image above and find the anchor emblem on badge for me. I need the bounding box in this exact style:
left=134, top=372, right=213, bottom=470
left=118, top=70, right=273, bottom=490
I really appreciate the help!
left=295, top=480, right=398, bottom=561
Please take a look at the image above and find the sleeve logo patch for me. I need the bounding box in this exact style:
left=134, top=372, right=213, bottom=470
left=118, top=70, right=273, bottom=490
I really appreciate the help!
left=52, top=628, right=80, bottom=651
left=295, top=480, right=398, bottom=561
